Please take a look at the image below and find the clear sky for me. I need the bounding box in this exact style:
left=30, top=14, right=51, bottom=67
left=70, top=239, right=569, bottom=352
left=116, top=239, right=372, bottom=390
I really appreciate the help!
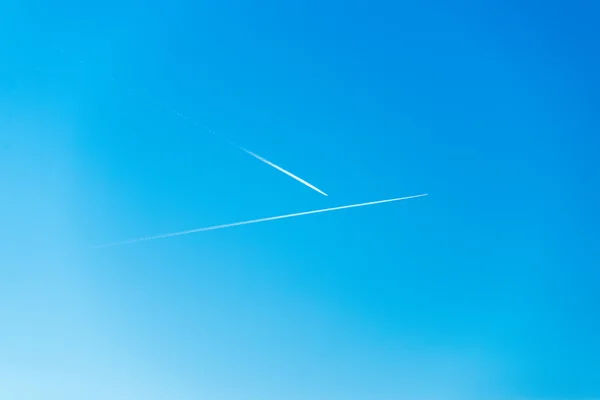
left=1, top=0, right=599, bottom=399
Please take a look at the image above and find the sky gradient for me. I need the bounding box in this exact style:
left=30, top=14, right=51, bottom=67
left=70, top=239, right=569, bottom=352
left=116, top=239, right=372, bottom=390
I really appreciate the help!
left=1, top=0, right=599, bottom=399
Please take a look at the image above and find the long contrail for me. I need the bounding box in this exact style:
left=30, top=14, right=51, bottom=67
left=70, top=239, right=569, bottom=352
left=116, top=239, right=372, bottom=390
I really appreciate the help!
left=94, top=193, right=427, bottom=249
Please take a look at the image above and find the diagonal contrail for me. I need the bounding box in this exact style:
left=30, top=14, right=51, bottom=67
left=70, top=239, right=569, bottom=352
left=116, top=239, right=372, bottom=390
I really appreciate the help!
left=237, top=146, right=328, bottom=196
left=199, top=127, right=328, bottom=197
left=54, top=48, right=328, bottom=197
left=93, top=193, right=427, bottom=249
left=179, top=124, right=328, bottom=197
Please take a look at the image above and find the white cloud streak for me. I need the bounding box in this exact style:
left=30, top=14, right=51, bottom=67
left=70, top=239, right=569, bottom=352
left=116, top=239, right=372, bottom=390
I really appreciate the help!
left=54, top=48, right=329, bottom=197
left=93, top=193, right=428, bottom=249
left=237, top=146, right=328, bottom=196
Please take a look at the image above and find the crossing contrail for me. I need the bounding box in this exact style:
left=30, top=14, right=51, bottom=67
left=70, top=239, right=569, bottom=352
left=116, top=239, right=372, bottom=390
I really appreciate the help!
left=93, top=193, right=428, bottom=249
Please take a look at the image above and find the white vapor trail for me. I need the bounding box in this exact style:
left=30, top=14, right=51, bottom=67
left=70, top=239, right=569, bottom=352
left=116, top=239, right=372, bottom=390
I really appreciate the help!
left=94, top=193, right=428, bottom=249
left=237, top=146, right=328, bottom=196
left=54, top=48, right=328, bottom=197
left=187, top=126, right=328, bottom=197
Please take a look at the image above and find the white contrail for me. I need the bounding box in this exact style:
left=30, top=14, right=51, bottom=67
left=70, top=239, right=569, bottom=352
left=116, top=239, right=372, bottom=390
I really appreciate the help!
left=166, top=116, right=328, bottom=196
left=203, top=128, right=327, bottom=197
left=199, top=130, right=327, bottom=196
left=237, top=146, right=328, bottom=196
left=54, top=48, right=329, bottom=196
left=94, top=193, right=428, bottom=249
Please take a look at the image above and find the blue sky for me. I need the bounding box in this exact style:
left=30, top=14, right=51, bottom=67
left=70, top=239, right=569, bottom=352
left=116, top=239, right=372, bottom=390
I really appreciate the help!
left=1, top=0, right=599, bottom=399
